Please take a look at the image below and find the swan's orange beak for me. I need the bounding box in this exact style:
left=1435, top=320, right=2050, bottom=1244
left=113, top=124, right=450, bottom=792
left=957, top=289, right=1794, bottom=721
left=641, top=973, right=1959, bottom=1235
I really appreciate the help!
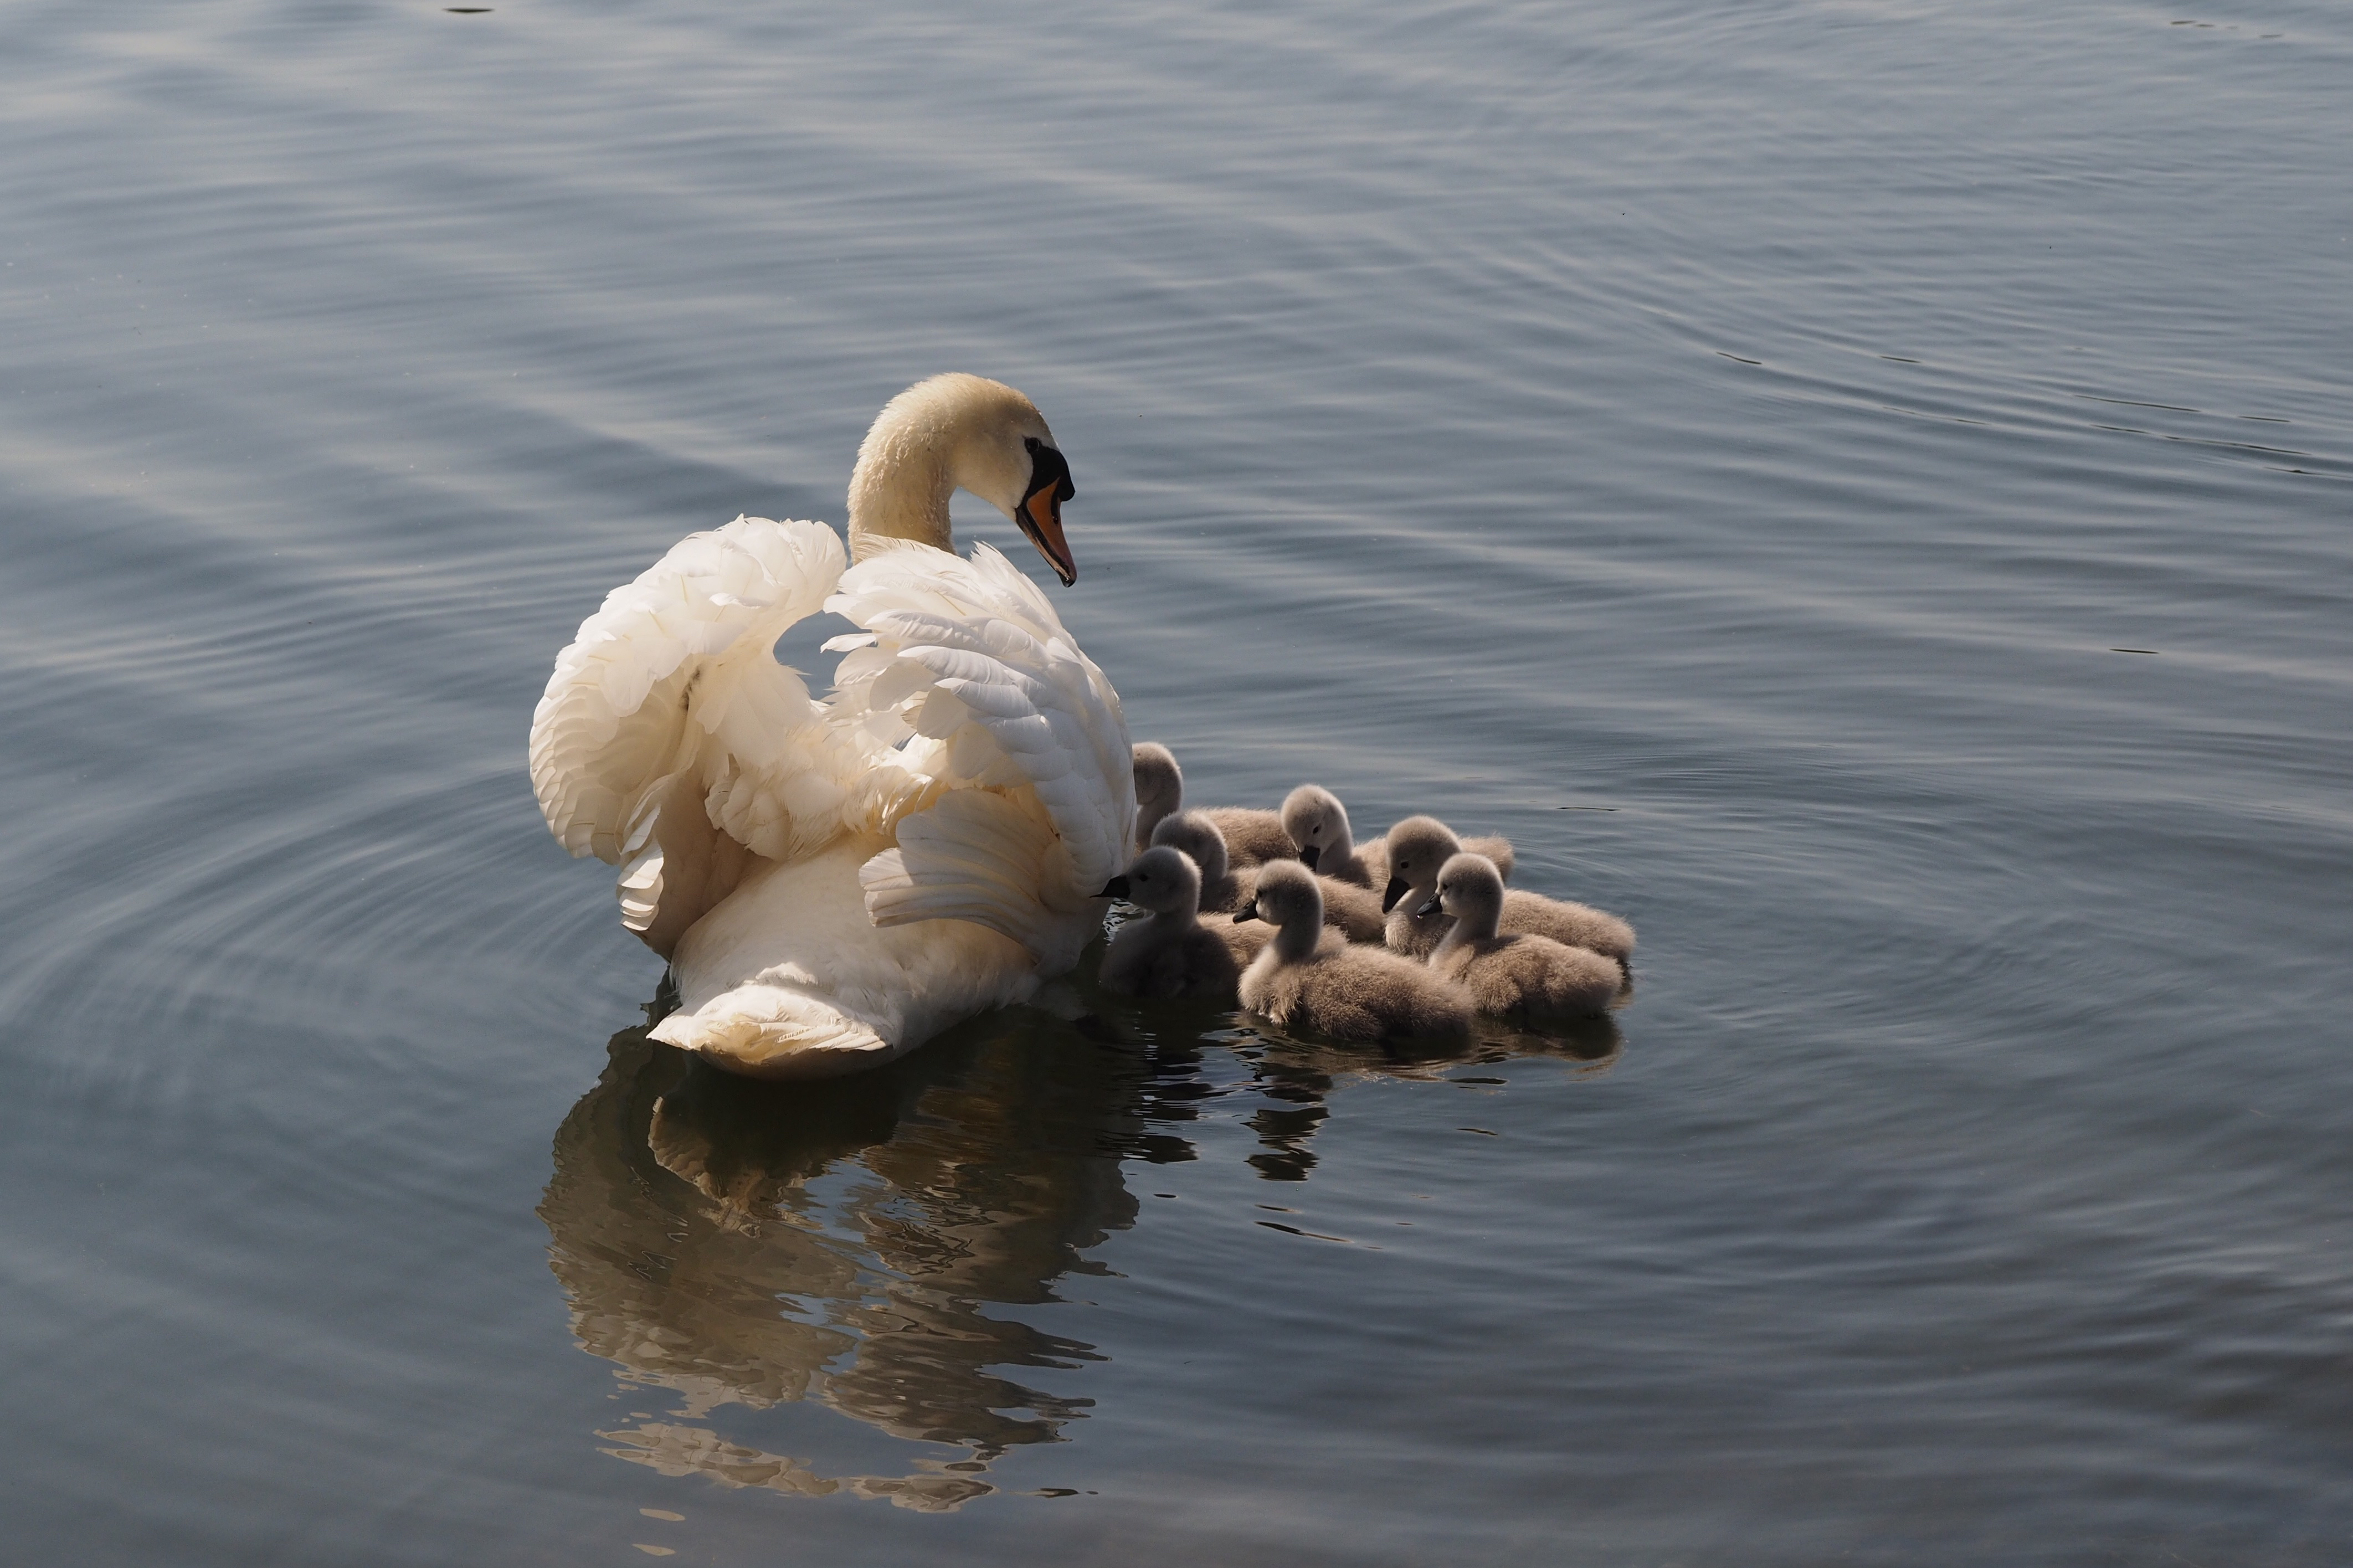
left=1019, top=440, right=1078, bottom=585
left=1020, top=482, right=1077, bottom=586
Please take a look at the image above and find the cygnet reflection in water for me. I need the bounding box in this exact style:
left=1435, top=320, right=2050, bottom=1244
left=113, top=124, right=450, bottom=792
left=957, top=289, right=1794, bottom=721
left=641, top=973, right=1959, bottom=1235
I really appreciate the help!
left=538, top=1010, right=1169, bottom=1511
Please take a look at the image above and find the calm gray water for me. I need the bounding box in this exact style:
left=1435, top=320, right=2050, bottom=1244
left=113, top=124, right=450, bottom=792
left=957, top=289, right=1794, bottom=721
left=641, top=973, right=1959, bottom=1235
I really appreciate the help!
left=3, top=0, right=2349, bottom=1561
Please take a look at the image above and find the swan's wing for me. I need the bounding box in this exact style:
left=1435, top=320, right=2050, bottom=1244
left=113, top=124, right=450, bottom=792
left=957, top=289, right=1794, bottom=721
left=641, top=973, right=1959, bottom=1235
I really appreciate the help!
left=826, top=542, right=1133, bottom=965
left=529, top=516, right=885, bottom=948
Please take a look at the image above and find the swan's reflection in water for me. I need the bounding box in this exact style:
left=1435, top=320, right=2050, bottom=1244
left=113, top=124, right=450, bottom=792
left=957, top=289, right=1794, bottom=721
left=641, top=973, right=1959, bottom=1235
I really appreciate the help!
left=540, top=990, right=1621, bottom=1509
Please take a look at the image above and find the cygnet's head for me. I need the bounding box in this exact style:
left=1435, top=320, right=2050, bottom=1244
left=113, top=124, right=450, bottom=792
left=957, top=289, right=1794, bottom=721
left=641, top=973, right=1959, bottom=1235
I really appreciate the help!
left=1133, top=743, right=1184, bottom=823
left=1150, top=809, right=1230, bottom=883
left=857, top=373, right=1078, bottom=583
left=1380, top=815, right=1463, bottom=911
left=1281, top=784, right=1353, bottom=872
left=1098, top=845, right=1203, bottom=917
left=1430, top=852, right=1507, bottom=927
left=1234, top=858, right=1323, bottom=928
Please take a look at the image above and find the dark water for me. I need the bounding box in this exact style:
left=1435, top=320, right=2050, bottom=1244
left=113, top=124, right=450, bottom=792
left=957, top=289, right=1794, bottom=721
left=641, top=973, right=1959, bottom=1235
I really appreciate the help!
left=3, top=0, right=2349, bottom=1561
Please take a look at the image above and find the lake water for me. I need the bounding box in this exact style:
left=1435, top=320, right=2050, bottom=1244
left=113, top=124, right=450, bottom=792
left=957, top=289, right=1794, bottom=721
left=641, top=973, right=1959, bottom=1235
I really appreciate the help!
left=3, top=0, right=2349, bottom=1561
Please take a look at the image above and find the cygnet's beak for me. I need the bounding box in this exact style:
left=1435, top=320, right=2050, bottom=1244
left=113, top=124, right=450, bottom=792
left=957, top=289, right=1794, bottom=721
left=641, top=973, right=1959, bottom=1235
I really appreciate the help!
left=1297, top=844, right=1321, bottom=872
left=1233, top=898, right=1259, bottom=924
left=1098, top=875, right=1131, bottom=899
left=1019, top=446, right=1078, bottom=586
left=1415, top=894, right=1442, bottom=918
left=1381, top=876, right=1408, bottom=913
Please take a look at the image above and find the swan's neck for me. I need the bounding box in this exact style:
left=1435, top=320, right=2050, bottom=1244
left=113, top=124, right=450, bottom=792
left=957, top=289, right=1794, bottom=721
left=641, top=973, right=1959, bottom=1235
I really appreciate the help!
left=846, top=433, right=957, bottom=561
left=1273, top=904, right=1323, bottom=963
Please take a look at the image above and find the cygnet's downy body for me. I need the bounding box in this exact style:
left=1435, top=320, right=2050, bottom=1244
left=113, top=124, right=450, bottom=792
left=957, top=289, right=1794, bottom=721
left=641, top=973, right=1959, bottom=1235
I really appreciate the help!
left=1234, top=862, right=1471, bottom=1044
left=1381, top=816, right=1633, bottom=965
left=1132, top=742, right=1295, bottom=868
left=1283, top=786, right=1517, bottom=893
left=1427, top=854, right=1620, bottom=1020
left=1096, top=846, right=1242, bottom=1002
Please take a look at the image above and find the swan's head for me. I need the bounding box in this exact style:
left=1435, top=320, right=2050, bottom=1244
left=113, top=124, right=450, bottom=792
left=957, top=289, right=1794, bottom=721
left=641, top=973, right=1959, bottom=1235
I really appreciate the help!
left=1235, top=858, right=1322, bottom=928
left=855, top=373, right=1079, bottom=584
left=1430, top=852, right=1505, bottom=931
left=1150, top=808, right=1230, bottom=885
left=1280, top=784, right=1353, bottom=872
left=1381, top=815, right=1462, bottom=912
left=1132, top=743, right=1184, bottom=845
left=1098, top=845, right=1201, bottom=916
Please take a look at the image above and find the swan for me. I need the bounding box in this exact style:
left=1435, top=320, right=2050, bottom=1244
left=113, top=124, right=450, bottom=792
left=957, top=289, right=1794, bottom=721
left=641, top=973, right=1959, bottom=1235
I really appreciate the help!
left=1132, top=742, right=1295, bottom=869
left=1233, top=862, right=1471, bottom=1043
left=528, top=374, right=1133, bottom=1080
left=1281, top=784, right=1516, bottom=891
left=1426, top=854, right=1621, bottom=1020
left=1381, top=816, right=1634, bottom=965
left=1096, top=846, right=1242, bottom=1001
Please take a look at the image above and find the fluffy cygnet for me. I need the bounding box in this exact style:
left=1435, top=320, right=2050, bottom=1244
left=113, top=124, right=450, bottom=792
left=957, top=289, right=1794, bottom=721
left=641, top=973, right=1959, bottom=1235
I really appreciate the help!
left=1381, top=816, right=1633, bottom=965
left=1427, top=854, right=1620, bottom=1020
left=1234, top=862, right=1472, bottom=1043
left=1283, top=786, right=1517, bottom=892
left=1096, top=846, right=1241, bottom=1002
left=1148, top=809, right=1246, bottom=914
left=1132, top=741, right=1294, bottom=867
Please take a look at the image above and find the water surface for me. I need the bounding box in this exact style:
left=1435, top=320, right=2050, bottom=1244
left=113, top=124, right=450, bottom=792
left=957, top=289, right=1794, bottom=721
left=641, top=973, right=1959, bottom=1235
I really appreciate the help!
left=2, top=0, right=2349, bottom=1562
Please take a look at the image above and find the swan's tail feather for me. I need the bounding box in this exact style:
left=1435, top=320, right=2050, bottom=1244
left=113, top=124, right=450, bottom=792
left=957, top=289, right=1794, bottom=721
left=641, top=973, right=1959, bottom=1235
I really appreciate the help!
left=649, top=983, right=899, bottom=1081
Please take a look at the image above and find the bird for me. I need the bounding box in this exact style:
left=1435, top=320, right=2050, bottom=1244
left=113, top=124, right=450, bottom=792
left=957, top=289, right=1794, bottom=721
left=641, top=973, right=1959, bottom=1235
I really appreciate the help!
left=1233, top=861, right=1472, bottom=1043
left=1381, top=816, right=1633, bottom=965
left=1425, top=854, right=1621, bottom=1020
left=1096, top=846, right=1243, bottom=1002
left=1131, top=742, right=1295, bottom=869
left=1146, top=809, right=1247, bottom=913
left=528, top=374, right=1132, bottom=1080
left=1282, top=785, right=1516, bottom=892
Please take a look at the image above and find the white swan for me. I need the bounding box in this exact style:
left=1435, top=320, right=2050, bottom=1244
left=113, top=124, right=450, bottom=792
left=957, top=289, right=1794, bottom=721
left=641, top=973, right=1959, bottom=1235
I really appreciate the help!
left=528, top=374, right=1133, bottom=1080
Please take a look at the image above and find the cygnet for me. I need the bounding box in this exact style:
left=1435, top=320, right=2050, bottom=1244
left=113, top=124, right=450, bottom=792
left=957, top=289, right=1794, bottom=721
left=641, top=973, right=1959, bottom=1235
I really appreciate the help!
left=1148, top=809, right=1247, bottom=914
left=1381, top=816, right=1633, bottom=965
left=1096, top=846, right=1242, bottom=1002
left=1233, top=861, right=1472, bottom=1043
left=1283, top=785, right=1517, bottom=891
left=1132, top=741, right=1295, bottom=867
left=1426, top=854, right=1620, bottom=1020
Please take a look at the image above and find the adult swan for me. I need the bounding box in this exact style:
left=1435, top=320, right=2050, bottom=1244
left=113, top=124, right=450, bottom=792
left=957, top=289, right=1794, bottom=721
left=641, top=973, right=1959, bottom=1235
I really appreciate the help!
left=528, top=375, right=1133, bottom=1079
